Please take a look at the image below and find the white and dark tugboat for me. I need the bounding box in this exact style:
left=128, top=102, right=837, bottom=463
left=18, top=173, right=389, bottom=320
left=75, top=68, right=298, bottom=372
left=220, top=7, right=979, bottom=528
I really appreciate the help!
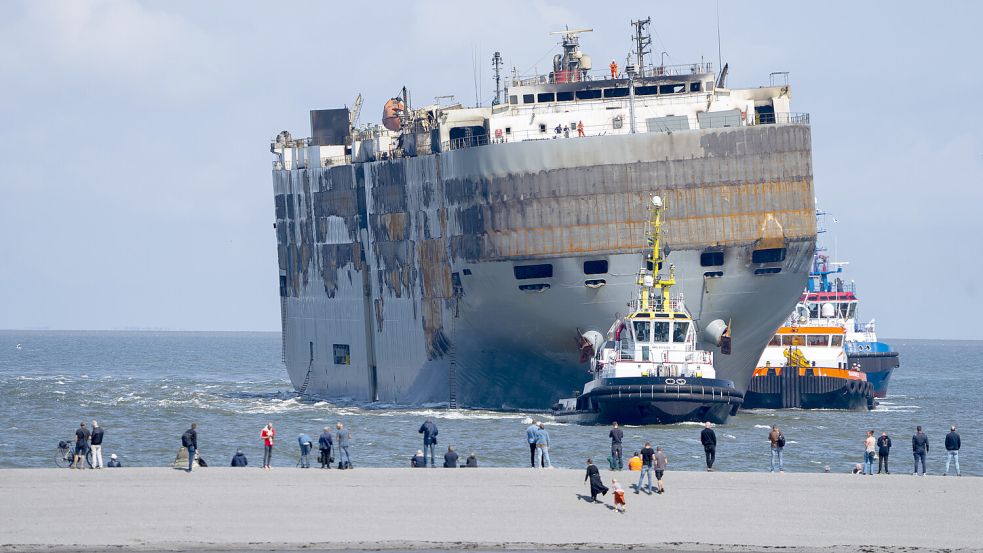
left=552, top=196, right=743, bottom=424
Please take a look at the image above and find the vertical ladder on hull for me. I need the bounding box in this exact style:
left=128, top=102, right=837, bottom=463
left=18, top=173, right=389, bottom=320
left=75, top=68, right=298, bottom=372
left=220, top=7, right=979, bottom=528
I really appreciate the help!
left=279, top=297, right=287, bottom=364
left=297, top=342, right=314, bottom=396
left=448, top=312, right=458, bottom=409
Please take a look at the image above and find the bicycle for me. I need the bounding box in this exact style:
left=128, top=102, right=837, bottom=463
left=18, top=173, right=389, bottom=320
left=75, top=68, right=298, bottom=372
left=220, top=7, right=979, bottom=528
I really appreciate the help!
left=55, top=440, right=92, bottom=468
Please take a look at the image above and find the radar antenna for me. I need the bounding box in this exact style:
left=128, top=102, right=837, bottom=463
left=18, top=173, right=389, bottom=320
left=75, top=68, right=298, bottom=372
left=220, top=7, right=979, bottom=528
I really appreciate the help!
left=630, top=17, right=652, bottom=77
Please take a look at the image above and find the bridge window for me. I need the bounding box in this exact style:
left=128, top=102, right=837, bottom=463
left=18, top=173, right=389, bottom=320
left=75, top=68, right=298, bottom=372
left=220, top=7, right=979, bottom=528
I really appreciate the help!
left=752, top=248, right=786, bottom=263
left=603, top=87, right=629, bottom=98
left=690, top=82, right=702, bottom=92
left=576, top=89, right=602, bottom=100
left=636, top=85, right=659, bottom=96
left=556, top=91, right=574, bottom=101
left=700, top=251, right=725, bottom=266
left=523, top=94, right=534, bottom=104
left=652, top=321, right=670, bottom=343
left=783, top=335, right=805, bottom=347
left=831, top=335, right=843, bottom=347
left=807, top=335, right=829, bottom=347
left=633, top=321, right=651, bottom=342
left=333, top=344, right=350, bottom=365
left=769, top=335, right=782, bottom=346
left=672, top=322, right=690, bottom=343
left=583, top=259, right=608, bottom=274
left=537, top=92, right=555, bottom=103
left=509, top=95, right=518, bottom=105
left=513, top=263, right=553, bottom=280
left=659, top=83, right=686, bottom=94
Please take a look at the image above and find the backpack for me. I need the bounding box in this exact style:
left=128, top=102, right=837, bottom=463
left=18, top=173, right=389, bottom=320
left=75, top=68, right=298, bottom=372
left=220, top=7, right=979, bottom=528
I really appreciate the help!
left=777, top=433, right=786, bottom=448
left=181, top=430, right=193, bottom=448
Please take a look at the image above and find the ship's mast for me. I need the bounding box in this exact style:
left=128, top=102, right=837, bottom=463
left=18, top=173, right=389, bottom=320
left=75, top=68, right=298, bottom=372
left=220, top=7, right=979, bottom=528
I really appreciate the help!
left=631, top=17, right=652, bottom=77
left=639, top=195, right=676, bottom=312
left=492, top=51, right=503, bottom=106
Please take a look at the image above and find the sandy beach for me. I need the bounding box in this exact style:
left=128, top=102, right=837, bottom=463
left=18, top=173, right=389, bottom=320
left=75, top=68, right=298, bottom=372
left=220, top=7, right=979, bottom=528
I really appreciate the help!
left=1, top=467, right=980, bottom=552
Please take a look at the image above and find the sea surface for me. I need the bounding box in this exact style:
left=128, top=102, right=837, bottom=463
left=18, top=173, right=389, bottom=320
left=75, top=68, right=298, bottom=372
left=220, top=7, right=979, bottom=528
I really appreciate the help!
left=0, top=330, right=978, bottom=475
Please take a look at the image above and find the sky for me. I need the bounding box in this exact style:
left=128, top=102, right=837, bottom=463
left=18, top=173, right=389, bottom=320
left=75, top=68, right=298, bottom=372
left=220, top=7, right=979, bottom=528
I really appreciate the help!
left=1, top=0, right=980, bottom=339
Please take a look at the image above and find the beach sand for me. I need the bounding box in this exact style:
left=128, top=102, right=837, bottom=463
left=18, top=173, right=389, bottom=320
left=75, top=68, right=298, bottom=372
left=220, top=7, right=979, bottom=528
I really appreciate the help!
left=1, top=467, right=979, bottom=552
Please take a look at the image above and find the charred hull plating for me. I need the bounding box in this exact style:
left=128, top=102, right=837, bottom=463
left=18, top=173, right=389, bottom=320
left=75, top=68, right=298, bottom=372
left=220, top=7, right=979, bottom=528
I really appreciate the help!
left=273, top=125, right=816, bottom=408
left=553, top=377, right=743, bottom=425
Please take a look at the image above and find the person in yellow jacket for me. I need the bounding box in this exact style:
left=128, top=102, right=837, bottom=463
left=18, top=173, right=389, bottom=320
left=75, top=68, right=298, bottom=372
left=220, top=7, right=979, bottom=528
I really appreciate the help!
left=628, top=451, right=642, bottom=471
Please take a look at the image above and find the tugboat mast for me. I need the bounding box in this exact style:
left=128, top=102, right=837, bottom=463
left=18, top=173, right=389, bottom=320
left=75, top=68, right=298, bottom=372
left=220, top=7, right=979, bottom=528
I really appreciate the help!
left=638, top=196, right=676, bottom=312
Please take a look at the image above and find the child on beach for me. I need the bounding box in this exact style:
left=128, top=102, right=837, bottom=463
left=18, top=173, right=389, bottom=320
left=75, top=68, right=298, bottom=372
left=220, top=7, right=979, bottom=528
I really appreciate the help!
left=612, top=479, right=626, bottom=513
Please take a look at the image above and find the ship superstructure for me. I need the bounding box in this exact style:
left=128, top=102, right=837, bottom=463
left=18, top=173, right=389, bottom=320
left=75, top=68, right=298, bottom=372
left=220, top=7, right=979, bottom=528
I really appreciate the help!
left=269, top=20, right=817, bottom=408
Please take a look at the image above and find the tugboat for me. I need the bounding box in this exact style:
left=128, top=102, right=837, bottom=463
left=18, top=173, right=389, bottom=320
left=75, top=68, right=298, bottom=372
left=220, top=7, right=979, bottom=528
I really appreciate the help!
left=801, top=253, right=899, bottom=397
left=551, top=196, right=743, bottom=425
left=743, top=304, right=874, bottom=410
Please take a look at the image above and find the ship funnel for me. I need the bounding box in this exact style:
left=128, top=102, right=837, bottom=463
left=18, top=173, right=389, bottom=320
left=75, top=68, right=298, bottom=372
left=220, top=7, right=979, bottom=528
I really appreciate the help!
left=703, top=319, right=728, bottom=346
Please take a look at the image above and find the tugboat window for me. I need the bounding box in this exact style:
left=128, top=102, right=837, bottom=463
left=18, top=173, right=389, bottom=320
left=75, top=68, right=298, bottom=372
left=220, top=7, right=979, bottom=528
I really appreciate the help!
left=768, top=335, right=782, bottom=346
left=672, top=322, right=689, bottom=343
left=333, top=344, right=350, bottom=365
left=523, top=94, right=535, bottom=104
left=847, top=303, right=857, bottom=318
left=537, top=92, right=555, bottom=103
left=831, top=335, right=844, bottom=347
left=576, top=89, right=602, bottom=100
left=783, top=335, right=805, bottom=347
left=603, top=87, right=629, bottom=98
left=808, top=304, right=820, bottom=318
left=633, top=321, right=651, bottom=342
left=807, top=335, right=829, bottom=347
left=556, top=91, right=574, bottom=101
left=509, top=95, right=518, bottom=105
left=583, top=260, right=608, bottom=274
left=652, top=321, right=670, bottom=343
left=513, top=264, right=553, bottom=279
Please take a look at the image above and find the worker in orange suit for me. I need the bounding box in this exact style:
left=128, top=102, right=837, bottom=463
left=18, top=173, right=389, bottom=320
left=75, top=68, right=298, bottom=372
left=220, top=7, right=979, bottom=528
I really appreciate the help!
left=577, top=120, right=585, bottom=137
left=610, top=59, right=618, bottom=79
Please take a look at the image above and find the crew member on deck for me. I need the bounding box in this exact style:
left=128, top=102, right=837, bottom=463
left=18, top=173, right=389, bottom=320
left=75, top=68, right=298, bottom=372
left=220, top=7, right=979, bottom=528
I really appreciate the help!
left=610, top=59, right=618, bottom=78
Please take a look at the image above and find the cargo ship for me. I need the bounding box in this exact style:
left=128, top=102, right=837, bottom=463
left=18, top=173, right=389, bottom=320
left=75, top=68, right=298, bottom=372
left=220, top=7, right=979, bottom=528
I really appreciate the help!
left=269, top=19, right=817, bottom=408
left=552, top=196, right=743, bottom=424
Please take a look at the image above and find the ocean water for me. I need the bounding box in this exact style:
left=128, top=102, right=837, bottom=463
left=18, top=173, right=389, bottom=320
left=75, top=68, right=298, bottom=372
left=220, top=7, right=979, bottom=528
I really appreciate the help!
left=0, top=330, right=978, bottom=475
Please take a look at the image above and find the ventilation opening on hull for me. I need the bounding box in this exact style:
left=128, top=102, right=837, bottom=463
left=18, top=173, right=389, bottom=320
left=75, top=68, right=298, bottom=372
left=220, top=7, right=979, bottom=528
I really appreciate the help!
left=703, top=271, right=724, bottom=278
left=583, top=260, right=608, bottom=274
left=754, top=267, right=782, bottom=275
left=752, top=247, right=786, bottom=264
left=514, top=264, right=553, bottom=280
left=585, top=279, right=606, bottom=288
left=519, top=283, right=550, bottom=292
left=700, top=251, right=725, bottom=266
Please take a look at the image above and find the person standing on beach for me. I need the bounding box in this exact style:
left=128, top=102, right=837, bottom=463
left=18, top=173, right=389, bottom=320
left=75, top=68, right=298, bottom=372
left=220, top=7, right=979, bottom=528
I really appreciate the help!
left=443, top=445, right=459, bottom=468
left=73, top=422, right=90, bottom=470
left=701, top=422, right=717, bottom=471
left=419, top=418, right=439, bottom=467
left=535, top=422, right=552, bottom=468
left=526, top=419, right=539, bottom=468
left=336, top=422, right=352, bottom=469
left=912, top=425, right=929, bottom=476
left=318, top=426, right=333, bottom=469
left=584, top=458, right=608, bottom=502
left=181, top=423, right=197, bottom=473
left=637, top=442, right=655, bottom=493
left=609, top=421, right=624, bottom=470
left=261, top=422, right=275, bottom=469
left=654, top=446, right=669, bottom=494
left=944, top=425, right=961, bottom=476
left=768, top=425, right=785, bottom=473
left=863, top=430, right=876, bottom=475
left=90, top=421, right=104, bottom=469
left=877, top=431, right=892, bottom=474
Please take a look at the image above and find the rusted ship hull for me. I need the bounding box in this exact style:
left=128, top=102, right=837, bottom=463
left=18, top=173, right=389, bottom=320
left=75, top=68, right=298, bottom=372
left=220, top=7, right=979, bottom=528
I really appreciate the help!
left=272, top=124, right=816, bottom=408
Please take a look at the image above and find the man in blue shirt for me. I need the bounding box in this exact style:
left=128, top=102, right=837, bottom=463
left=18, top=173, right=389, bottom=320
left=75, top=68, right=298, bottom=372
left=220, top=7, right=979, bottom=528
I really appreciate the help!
left=318, top=426, right=333, bottom=469
left=526, top=420, right=539, bottom=467
left=297, top=433, right=313, bottom=468
left=419, top=419, right=439, bottom=468
left=535, top=422, right=552, bottom=468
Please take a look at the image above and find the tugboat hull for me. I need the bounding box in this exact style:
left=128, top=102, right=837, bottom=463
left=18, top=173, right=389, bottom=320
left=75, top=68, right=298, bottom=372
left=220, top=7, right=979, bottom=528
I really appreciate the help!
left=743, top=373, right=873, bottom=411
left=553, top=378, right=743, bottom=425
